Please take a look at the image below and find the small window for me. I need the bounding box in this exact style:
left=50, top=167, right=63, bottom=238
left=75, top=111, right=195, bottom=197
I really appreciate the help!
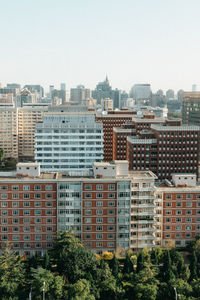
left=85, top=184, right=92, bottom=190
left=96, top=185, right=103, bottom=190
left=23, top=185, right=30, bottom=191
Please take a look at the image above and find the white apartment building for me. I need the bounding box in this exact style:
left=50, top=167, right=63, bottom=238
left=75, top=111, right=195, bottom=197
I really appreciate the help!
left=35, top=112, right=104, bottom=171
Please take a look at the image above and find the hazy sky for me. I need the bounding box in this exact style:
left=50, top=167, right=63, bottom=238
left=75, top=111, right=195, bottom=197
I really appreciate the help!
left=1, top=0, right=200, bottom=93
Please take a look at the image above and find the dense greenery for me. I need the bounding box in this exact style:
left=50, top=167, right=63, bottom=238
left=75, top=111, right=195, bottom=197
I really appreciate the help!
left=0, top=148, right=16, bottom=171
left=1, top=233, right=200, bottom=299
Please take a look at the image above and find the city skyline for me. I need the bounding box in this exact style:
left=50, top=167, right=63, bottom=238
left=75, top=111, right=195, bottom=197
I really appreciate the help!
left=1, top=0, right=200, bottom=92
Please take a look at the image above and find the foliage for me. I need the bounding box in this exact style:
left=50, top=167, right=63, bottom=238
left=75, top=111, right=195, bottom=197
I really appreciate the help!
left=102, top=251, right=113, bottom=260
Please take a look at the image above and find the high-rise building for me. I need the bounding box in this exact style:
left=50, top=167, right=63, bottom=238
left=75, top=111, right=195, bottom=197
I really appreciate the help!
left=35, top=112, right=103, bottom=171
left=60, top=83, right=66, bottom=91
left=24, top=85, right=44, bottom=97
left=18, top=104, right=49, bottom=160
left=92, top=76, right=112, bottom=105
left=182, top=92, right=200, bottom=125
left=7, top=83, right=21, bottom=89
left=129, top=84, right=151, bottom=105
left=166, top=89, right=175, bottom=100
left=0, top=106, right=18, bottom=159
left=70, top=85, right=91, bottom=104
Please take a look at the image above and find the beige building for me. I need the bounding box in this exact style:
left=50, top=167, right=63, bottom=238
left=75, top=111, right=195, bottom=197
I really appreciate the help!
left=0, top=106, right=18, bottom=159
left=18, top=105, right=48, bottom=159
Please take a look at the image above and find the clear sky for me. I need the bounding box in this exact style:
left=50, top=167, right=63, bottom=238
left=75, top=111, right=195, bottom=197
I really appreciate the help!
left=0, top=0, right=200, bottom=93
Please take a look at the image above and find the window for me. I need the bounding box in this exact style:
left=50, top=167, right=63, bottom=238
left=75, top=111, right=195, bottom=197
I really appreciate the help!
left=176, top=233, right=181, bottom=238
left=23, top=194, right=30, bottom=199
left=46, top=194, right=52, bottom=199
left=96, top=226, right=103, bottom=231
left=108, top=184, right=115, bottom=190
left=85, top=210, right=91, bottom=215
left=46, top=243, right=53, bottom=248
left=166, top=218, right=171, bottom=222
left=96, top=209, right=103, bottom=215
left=96, top=218, right=103, bottom=223
left=46, top=219, right=52, bottom=223
left=12, top=202, right=19, bottom=207
left=186, top=218, right=192, bottom=222
left=1, top=202, right=7, bottom=207
left=176, top=195, right=183, bottom=200
left=1, top=219, right=8, bottom=224
left=24, top=227, right=30, bottom=232
left=85, top=193, right=92, bottom=198
left=23, top=185, right=30, bottom=191
left=1, top=194, right=7, bottom=199
left=13, top=227, right=19, bottom=232
left=35, top=210, right=41, bottom=215
left=176, top=218, right=182, bottom=222
left=34, top=185, right=41, bottom=190
left=24, top=218, right=30, bottom=223
left=12, top=210, right=19, bottom=216
left=96, top=185, right=103, bottom=190
left=12, top=185, right=19, bottom=190
left=1, top=210, right=7, bottom=215
left=34, top=194, right=41, bottom=199
left=85, top=218, right=91, bottom=223
left=46, top=227, right=53, bottom=231
left=35, top=235, right=42, bottom=240
left=35, top=226, right=42, bottom=231
left=166, top=211, right=171, bottom=215
left=176, top=225, right=182, bottom=230
left=24, top=235, right=30, bottom=240
left=12, top=194, right=19, bottom=199
left=0, top=185, right=7, bottom=190
left=186, top=225, right=191, bottom=230
left=85, top=226, right=91, bottom=231
left=96, top=234, right=103, bottom=239
left=166, top=203, right=172, bottom=207
left=1, top=235, right=8, bottom=240
left=108, top=218, right=114, bottom=223
left=85, top=184, right=92, bottom=190
left=166, top=226, right=171, bottom=230
left=176, top=210, right=182, bottom=215
left=12, top=219, right=19, bottom=224
left=85, top=234, right=91, bottom=239
left=85, top=201, right=92, bottom=207
left=1, top=227, right=8, bottom=232
left=34, top=202, right=42, bottom=207
left=46, top=235, right=52, bottom=240
left=35, top=243, right=42, bottom=248
left=186, top=194, right=193, bottom=200
left=108, top=193, right=115, bottom=198
left=186, top=202, right=192, bottom=207
left=166, top=194, right=172, bottom=199
left=186, top=233, right=191, bottom=238
left=107, top=242, right=114, bottom=247
left=96, top=193, right=103, bottom=198
left=96, top=242, right=102, bottom=247
left=35, top=218, right=41, bottom=223
left=108, top=226, right=114, bottom=231
left=24, top=210, right=30, bottom=215
left=176, top=202, right=182, bottom=207
left=108, top=209, right=114, bottom=215
left=186, top=210, right=192, bottom=215
left=108, top=233, right=114, bottom=239
left=96, top=201, right=103, bottom=207
left=46, top=210, right=53, bottom=215
left=45, top=185, right=52, bottom=190
left=108, top=201, right=115, bottom=207
left=23, top=202, right=30, bottom=207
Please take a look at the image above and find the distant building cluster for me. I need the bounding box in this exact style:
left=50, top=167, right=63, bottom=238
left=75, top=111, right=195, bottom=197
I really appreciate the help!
left=0, top=78, right=200, bottom=255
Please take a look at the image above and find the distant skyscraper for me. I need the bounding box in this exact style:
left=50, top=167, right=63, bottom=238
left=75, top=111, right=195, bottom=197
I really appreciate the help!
left=60, top=83, right=66, bottom=91
left=70, top=85, right=91, bottom=104
left=92, top=76, right=112, bottom=105
left=129, top=84, right=151, bottom=105
left=192, top=84, right=197, bottom=92
left=166, top=89, right=175, bottom=100
left=7, top=83, right=21, bottom=89
left=182, top=91, right=200, bottom=125
left=24, top=85, right=44, bottom=97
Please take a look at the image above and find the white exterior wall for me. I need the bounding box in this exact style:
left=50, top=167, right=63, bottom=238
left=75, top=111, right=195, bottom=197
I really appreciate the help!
left=172, top=174, right=197, bottom=187
left=17, top=163, right=40, bottom=177
left=35, top=113, right=103, bottom=171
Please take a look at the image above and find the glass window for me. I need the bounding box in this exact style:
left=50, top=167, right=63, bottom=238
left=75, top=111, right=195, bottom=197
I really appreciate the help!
left=12, top=202, right=19, bottom=207
left=34, top=185, right=41, bottom=190
left=96, top=218, right=103, bottom=223
left=45, top=185, right=52, bottom=190
left=84, top=218, right=91, bottom=223
left=24, top=210, right=30, bottom=215
left=85, top=184, right=92, bottom=190
left=1, top=194, right=7, bottom=199
left=96, top=193, right=103, bottom=198
left=23, top=185, right=30, bottom=191
left=85, top=201, right=92, bottom=207
left=96, top=201, right=103, bottom=207
left=23, top=194, right=30, bottom=199
left=96, top=185, right=103, bottom=190
left=108, top=184, right=115, bottom=190
left=12, top=194, right=19, bottom=199
left=34, top=202, right=42, bottom=207
left=1, top=202, right=7, bottom=207
left=12, top=185, right=19, bottom=190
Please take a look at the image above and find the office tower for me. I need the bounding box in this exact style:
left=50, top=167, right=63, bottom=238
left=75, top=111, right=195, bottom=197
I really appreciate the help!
left=0, top=87, right=19, bottom=97
left=192, top=84, right=197, bottom=92
left=51, top=89, right=66, bottom=105
left=16, top=88, right=38, bottom=107
left=101, top=98, right=113, bottom=111
left=35, top=112, right=103, bottom=171
left=18, top=104, right=49, bottom=160
left=7, top=83, right=21, bottom=89
left=92, top=76, right=112, bottom=105
left=70, top=85, right=91, bottom=104
left=95, top=110, right=137, bottom=161
left=60, top=83, right=66, bottom=91
left=166, top=89, right=175, bottom=100
left=129, top=84, right=151, bottom=105
left=111, top=89, right=121, bottom=109
left=0, top=163, right=57, bottom=256
left=49, top=85, right=54, bottom=96
left=127, top=121, right=200, bottom=179
left=177, top=89, right=184, bottom=103
left=182, top=92, right=200, bottom=125
left=24, top=85, right=44, bottom=97
left=0, top=106, right=18, bottom=159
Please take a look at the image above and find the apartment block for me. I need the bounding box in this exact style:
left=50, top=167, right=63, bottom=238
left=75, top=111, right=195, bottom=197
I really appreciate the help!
left=182, top=91, right=200, bottom=125
left=0, top=163, right=57, bottom=257
left=0, top=106, right=18, bottom=159
left=35, top=112, right=103, bottom=172
left=18, top=105, right=48, bottom=160
left=127, top=123, right=200, bottom=180
left=159, top=174, right=200, bottom=247
left=96, top=111, right=136, bottom=161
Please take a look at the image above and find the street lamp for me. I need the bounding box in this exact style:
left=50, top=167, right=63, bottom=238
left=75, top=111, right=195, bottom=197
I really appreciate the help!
left=43, top=281, right=45, bottom=300
left=174, top=287, right=177, bottom=300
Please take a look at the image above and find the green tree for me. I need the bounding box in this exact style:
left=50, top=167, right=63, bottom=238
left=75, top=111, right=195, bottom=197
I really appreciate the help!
left=109, top=254, right=119, bottom=278
left=0, top=148, right=4, bottom=163
left=66, top=278, right=95, bottom=300
left=30, top=267, right=64, bottom=300
left=189, top=251, right=198, bottom=281
left=162, top=250, right=175, bottom=282
left=0, top=244, right=26, bottom=300
left=123, top=252, right=133, bottom=275
left=136, top=251, right=145, bottom=273
left=44, top=251, right=50, bottom=269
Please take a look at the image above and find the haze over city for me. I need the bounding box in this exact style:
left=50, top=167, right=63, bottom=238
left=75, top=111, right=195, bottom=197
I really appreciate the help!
left=1, top=0, right=200, bottom=92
